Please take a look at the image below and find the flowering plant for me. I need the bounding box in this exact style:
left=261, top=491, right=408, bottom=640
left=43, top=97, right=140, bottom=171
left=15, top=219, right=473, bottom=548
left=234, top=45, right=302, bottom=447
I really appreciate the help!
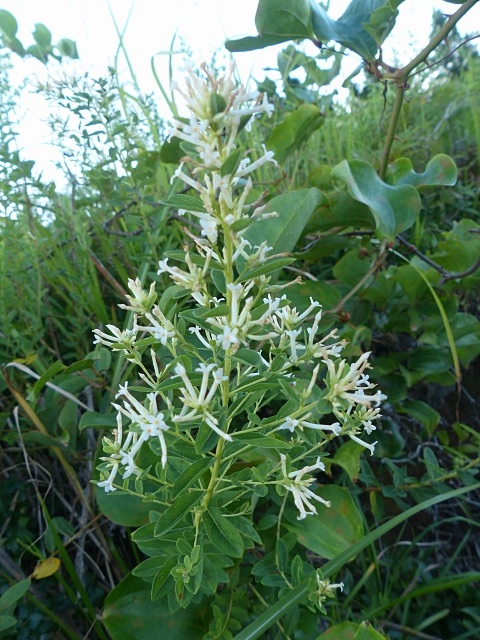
left=93, top=61, right=385, bottom=632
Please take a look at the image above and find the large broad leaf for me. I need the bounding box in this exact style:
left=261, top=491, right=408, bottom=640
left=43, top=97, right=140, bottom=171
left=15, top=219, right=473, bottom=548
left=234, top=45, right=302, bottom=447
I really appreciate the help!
left=226, top=0, right=405, bottom=62
left=241, top=188, right=325, bottom=257
left=285, top=485, right=364, bottom=559
left=332, top=160, right=421, bottom=239
left=103, top=574, right=211, bottom=640
left=266, top=104, right=324, bottom=164
left=388, top=154, right=458, bottom=188
left=95, top=487, right=151, bottom=527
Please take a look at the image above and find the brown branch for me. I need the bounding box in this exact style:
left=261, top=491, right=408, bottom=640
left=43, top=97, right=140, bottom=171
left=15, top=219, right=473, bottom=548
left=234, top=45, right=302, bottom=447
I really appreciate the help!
left=396, top=235, right=480, bottom=284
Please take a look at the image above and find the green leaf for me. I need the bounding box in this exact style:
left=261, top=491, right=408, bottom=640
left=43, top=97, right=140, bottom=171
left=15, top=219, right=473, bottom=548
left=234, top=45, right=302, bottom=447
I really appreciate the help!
left=0, top=9, right=18, bottom=38
left=317, top=622, right=358, bottom=639
left=166, top=194, right=205, bottom=212
left=160, top=135, right=183, bottom=164
left=0, top=579, right=31, bottom=610
left=242, top=188, right=324, bottom=257
left=388, top=154, right=458, bottom=188
left=151, top=557, right=178, bottom=599
left=307, top=190, right=375, bottom=232
left=221, top=148, right=245, bottom=177
left=233, top=433, right=290, bottom=449
left=172, top=458, right=212, bottom=497
left=331, top=440, right=364, bottom=482
left=79, top=411, right=117, bottom=431
left=266, top=104, right=324, bottom=164
left=32, top=360, right=65, bottom=396
left=26, top=43, right=48, bottom=62
left=203, top=506, right=244, bottom=557
left=154, top=491, right=200, bottom=537
left=226, top=0, right=404, bottom=62
left=64, top=358, right=94, bottom=374
left=399, top=400, right=440, bottom=434
left=95, top=488, right=151, bottom=527
left=286, top=485, right=364, bottom=559
left=332, top=159, right=421, bottom=239
left=56, top=37, right=78, bottom=59
left=353, top=620, right=388, bottom=639
left=33, top=23, right=52, bottom=49
left=236, top=257, right=295, bottom=282
left=0, top=615, right=17, bottom=632
left=103, top=574, right=211, bottom=639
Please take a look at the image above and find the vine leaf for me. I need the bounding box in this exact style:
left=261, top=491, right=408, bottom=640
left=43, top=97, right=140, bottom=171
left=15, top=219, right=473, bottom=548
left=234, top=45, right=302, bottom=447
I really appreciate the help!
left=266, top=104, right=324, bottom=164
left=332, top=159, right=421, bottom=239
left=388, top=154, right=458, bottom=188
left=225, top=0, right=406, bottom=63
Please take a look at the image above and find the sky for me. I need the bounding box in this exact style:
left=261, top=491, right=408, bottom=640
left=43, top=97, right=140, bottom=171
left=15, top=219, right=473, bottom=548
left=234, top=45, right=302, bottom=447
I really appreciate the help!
left=1, top=0, right=479, bottom=183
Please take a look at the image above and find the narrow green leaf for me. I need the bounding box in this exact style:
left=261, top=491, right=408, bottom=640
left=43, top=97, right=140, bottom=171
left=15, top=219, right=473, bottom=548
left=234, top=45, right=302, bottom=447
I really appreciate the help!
left=172, top=458, right=212, bottom=497
left=0, top=579, right=31, bottom=610
left=154, top=492, right=200, bottom=537
left=203, top=506, right=244, bottom=558
left=234, top=433, right=290, bottom=449
left=32, top=360, right=66, bottom=396
left=221, top=148, right=244, bottom=177
left=151, top=557, right=178, bottom=599
left=165, top=194, right=205, bottom=211
left=236, top=257, right=295, bottom=282
left=79, top=411, right=117, bottom=431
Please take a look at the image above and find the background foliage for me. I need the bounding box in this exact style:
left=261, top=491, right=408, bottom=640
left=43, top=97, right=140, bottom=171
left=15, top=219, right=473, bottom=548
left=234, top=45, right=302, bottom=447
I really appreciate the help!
left=1, top=2, right=480, bottom=639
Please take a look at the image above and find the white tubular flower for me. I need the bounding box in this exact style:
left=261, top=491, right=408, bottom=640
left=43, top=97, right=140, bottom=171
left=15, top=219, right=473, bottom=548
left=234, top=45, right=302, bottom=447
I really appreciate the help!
left=285, top=328, right=303, bottom=364
left=280, top=455, right=331, bottom=520
left=198, top=142, right=221, bottom=168
left=278, top=415, right=342, bottom=436
left=97, top=464, right=119, bottom=492
left=311, top=572, right=344, bottom=611
left=236, top=145, right=277, bottom=177
left=143, top=305, right=177, bottom=345
left=325, top=352, right=386, bottom=411
left=118, top=278, right=157, bottom=314
left=173, top=363, right=232, bottom=441
left=113, top=383, right=171, bottom=469
left=199, top=216, right=218, bottom=244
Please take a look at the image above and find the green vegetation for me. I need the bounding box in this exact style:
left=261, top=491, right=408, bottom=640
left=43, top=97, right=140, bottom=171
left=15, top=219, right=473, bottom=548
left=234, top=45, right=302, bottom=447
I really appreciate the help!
left=1, top=2, right=480, bottom=639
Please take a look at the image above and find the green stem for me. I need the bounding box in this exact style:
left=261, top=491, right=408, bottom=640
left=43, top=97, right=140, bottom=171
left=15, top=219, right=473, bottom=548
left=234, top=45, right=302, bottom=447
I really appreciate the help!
left=378, top=85, right=404, bottom=180
left=194, top=437, right=226, bottom=533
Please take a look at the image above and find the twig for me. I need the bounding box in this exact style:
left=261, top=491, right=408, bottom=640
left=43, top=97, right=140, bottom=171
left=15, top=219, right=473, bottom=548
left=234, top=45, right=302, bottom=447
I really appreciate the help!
left=396, top=235, right=480, bottom=283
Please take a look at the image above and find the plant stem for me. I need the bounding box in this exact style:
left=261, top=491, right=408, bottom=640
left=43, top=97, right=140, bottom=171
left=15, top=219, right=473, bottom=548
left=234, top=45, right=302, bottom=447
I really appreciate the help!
left=194, top=437, right=226, bottom=532
left=378, top=84, right=404, bottom=180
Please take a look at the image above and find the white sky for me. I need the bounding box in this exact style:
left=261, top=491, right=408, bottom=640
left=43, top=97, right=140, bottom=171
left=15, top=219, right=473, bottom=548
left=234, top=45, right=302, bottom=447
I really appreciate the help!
left=1, top=0, right=479, bottom=183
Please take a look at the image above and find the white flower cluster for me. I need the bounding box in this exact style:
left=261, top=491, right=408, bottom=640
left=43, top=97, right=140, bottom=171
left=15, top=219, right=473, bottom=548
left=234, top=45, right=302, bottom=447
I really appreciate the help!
left=93, top=62, right=386, bottom=521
